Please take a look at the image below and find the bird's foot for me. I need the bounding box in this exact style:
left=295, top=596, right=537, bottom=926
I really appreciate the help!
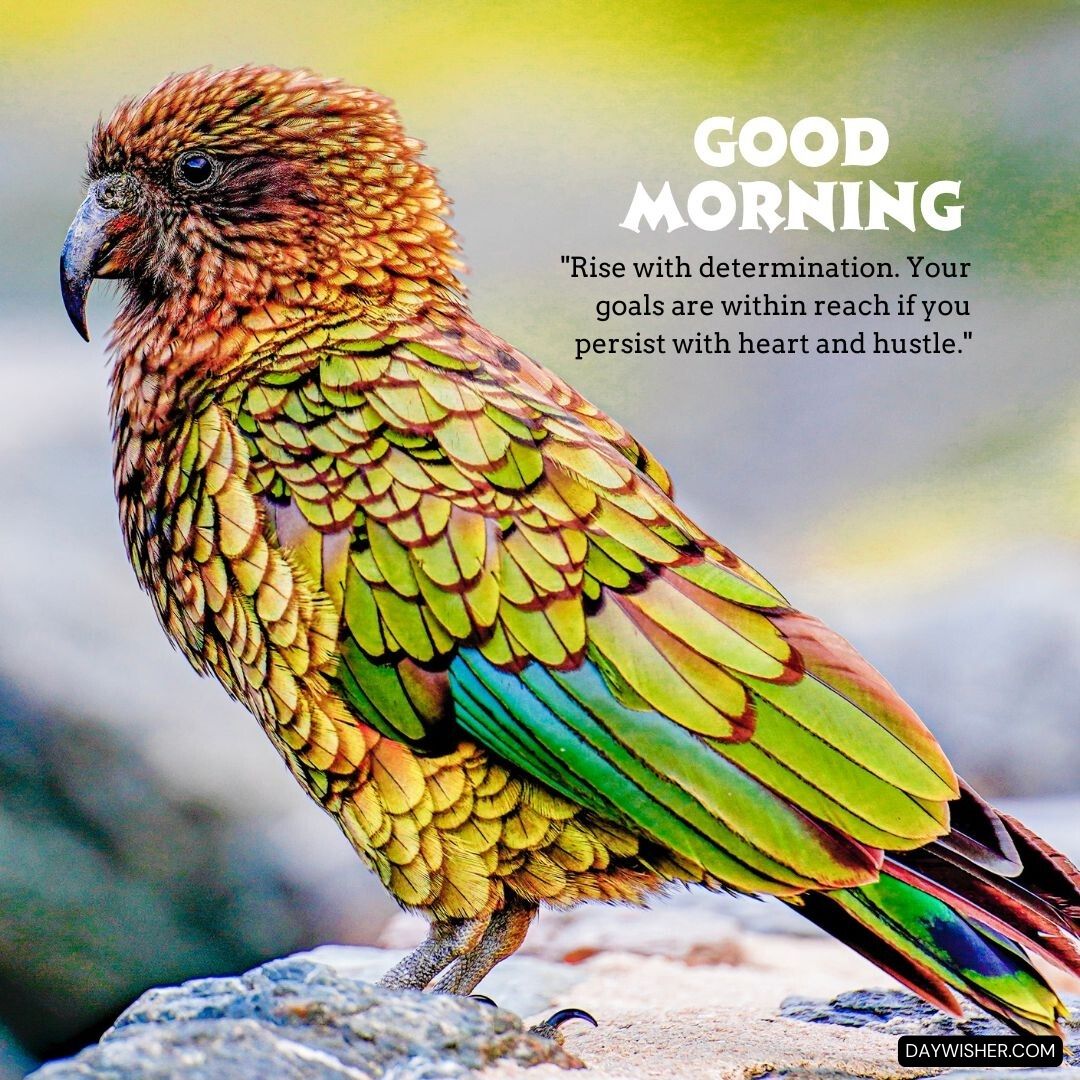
left=470, top=995, right=597, bottom=1043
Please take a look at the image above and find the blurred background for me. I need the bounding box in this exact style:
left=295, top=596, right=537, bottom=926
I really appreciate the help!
left=0, top=0, right=1076, bottom=1073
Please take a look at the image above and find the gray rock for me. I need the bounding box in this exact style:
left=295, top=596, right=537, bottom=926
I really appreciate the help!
left=28, top=959, right=579, bottom=1078
left=782, top=987, right=1077, bottom=1036
left=781, top=988, right=993, bottom=1035
left=780, top=988, right=1080, bottom=1062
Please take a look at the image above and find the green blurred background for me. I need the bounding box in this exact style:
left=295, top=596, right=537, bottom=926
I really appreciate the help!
left=0, top=1, right=1076, bottom=1073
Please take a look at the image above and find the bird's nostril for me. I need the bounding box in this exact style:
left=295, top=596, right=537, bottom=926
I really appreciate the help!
left=94, top=173, right=137, bottom=210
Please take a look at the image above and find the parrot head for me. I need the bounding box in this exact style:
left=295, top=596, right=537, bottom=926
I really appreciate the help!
left=61, top=65, right=461, bottom=341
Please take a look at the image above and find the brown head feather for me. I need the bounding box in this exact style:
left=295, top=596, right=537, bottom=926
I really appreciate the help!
left=91, top=65, right=463, bottom=351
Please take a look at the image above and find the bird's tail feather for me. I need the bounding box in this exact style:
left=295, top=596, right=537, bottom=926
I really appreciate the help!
left=789, top=788, right=1080, bottom=1036
left=795, top=873, right=1068, bottom=1035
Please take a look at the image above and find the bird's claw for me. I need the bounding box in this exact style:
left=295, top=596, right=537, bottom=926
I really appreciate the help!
left=469, top=994, right=596, bottom=1041
left=530, top=1007, right=598, bottom=1041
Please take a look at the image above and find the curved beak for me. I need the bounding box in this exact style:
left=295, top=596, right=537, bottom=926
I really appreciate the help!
left=60, top=187, right=119, bottom=341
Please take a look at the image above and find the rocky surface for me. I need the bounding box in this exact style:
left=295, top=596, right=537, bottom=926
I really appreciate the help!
left=779, top=989, right=1080, bottom=1078
left=782, top=987, right=1079, bottom=1042
left=38, top=895, right=1080, bottom=1080
left=28, top=958, right=577, bottom=1079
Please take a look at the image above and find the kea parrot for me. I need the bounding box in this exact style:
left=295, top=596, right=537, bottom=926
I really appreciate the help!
left=61, top=66, right=1079, bottom=1036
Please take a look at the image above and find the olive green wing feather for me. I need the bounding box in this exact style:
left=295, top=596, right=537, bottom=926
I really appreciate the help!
left=224, top=319, right=959, bottom=896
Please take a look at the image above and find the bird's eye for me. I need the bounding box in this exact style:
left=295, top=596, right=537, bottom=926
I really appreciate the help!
left=175, top=151, right=218, bottom=189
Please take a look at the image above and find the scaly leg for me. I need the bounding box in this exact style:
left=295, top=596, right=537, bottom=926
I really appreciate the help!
left=431, top=904, right=537, bottom=995
left=377, top=915, right=491, bottom=991
left=389, top=905, right=596, bottom=1041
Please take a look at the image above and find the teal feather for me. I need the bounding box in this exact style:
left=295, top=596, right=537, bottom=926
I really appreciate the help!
left=450, top=651, right=880, bottom=894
